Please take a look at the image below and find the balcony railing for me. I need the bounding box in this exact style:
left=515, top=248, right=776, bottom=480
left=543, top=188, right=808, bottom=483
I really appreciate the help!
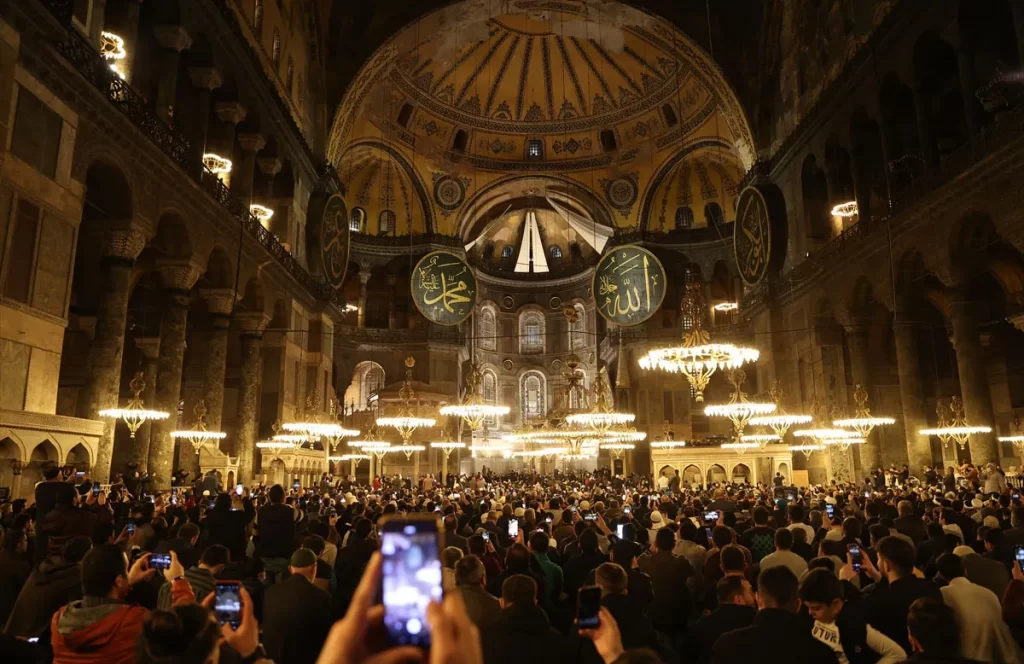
left=38, top=0, right=343, bottom=308
left=334, top=324, right=464, bottom=345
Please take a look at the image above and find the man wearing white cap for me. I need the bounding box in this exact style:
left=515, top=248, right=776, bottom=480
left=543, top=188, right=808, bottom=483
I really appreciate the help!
left=953, top=544, right=1010, bottom=599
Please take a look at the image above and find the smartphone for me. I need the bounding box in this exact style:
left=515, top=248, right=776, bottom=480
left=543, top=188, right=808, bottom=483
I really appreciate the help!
left=787, top=492, right=794, bottom=501
left=1015, top=545, right=1024, bottom=564
left=848, top=544, right=862, bottom=572
left=825, top=504, right=835, bottom=518
left=546, top=516, right=552, bottom=523
left=235, top=484, right=243, bottom=496
left=171, top=487, right=178, bottom=496
left=705, top=527, right=713, bottom=541
left=508, top=518, right=519, bottom=538
left=571, top=505, right=578, bottom=513
left=126, top=523, right=136, bottom=536
left=293, top=480, right=300, bottom=491
left=864, top=491, right=871, bottom=498
left=149, top=553, right=172, bottom=571
left=623, top=505, right=631, bottom=515
left=433, top=505, right=441, bottom=513
left=577, top=586, right=602, bottom=629
left=92, top=484, right=101, bottom=497
left=585, top=513, right=597, bottom=522
left=453, top=493, right=460, bottom=499
left=170, top=495, right=178, bottom=505
left=704, top=510, right=719, bottom=522
left=482, top=531, right=490, bottom=542
left=616, top=524, right=625, bottom=539
left=330, top=508, right=337, bottom=518
left=380, top=515, right=442, bottom=647
left=27, top=637, right=39, bottom=643
left=76, top=471, right=85, bottom=478
left=214, top=581, right=242, bottom=630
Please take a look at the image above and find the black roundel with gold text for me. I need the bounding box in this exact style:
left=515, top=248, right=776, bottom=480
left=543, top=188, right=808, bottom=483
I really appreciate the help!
left=593, top=245, right=666, bottom=326
left=319, top=194, right=350, bottom=290
left=411, top=251, right=477, bottom=326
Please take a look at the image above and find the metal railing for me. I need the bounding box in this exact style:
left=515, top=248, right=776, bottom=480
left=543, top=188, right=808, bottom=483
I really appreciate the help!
left=39, top=0, right=343, bottom=308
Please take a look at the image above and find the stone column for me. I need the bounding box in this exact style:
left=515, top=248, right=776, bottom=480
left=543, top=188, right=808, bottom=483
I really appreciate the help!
left=214, top=101, right=246, bottom=165
left=950, top=294, right=1000, bottom=464
left=912, top=85, right=939, bottom=168
left=358, top=271, right=370, bottom=328
left=132, top=337, right=161, bottom=469
left=152, top=25, right=192, bottom=127
left=149, top=260, right=203, bottom=490
left=188, top=67, right=223, bottom=179
left=893, top=320, right=933, bottom=473
left=234, top=133, right=266, bottom=208
left=78, top=230, right=148, bottom=483
left=257, top=157, right=282, bottom=198
left=235, top=311, right=269, bottom=486
left=413, top=451, right=421, bottom=485
left=844, top=320, right=882, bottom=475
left=200, top=289, right=236, bottom=432
left=115, top=0, right=143, bottom=84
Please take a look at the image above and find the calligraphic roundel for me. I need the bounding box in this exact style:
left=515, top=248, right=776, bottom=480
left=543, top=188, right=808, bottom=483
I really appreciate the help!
left=733, top=184, right=787, bottom=287
left=411, top=251, right=477, bottom=326
left=319, top=194, right=350, bottom=290
left=593, top=245, right=667, bottom=326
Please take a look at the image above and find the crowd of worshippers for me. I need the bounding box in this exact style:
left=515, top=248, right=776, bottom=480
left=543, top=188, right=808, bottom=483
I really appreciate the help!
left=2, top=462, right=1024, bottom=663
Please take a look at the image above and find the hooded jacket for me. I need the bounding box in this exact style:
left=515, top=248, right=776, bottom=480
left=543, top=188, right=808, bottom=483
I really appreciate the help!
left=4, top=559, right=82, bottom=639
left=50, top=578, right=193, bottom=664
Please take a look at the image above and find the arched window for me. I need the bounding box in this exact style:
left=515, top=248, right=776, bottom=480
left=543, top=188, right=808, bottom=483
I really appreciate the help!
left=568, top=371, right=587, bottom=410
left=519, top=311, right=545, bottom=354
left=397, top=103, right=413, bottom=128
left=550, top=245, right=562, bottom=259
left=379, top=210, right=396, bottom=235
left=344, top=361, right=385, bottom=411
left=704, top=202, right=725, bottom=227
left=482, top=369, right=499, bottom=427
left=501, top=245, right=514, bottom=258
left=478, top=306, right=496, bottom=351
left=253, top=0, right=263, bottom=34
left=349, top=207, right=365, bottom=232
left=520, top=372, right=547, bottom=421
left=453, top=130, right=468, bottom=154
left=662, top=103, right=678, bottom=127
left=600, top=129, right=617, bottom=152
left=527, top=139, right=543, bottom=160
left=569, top=302, right=586, bottom=350
left=286, top=57, right=294, bottom=94
left=675, top=206, right=694, bottom=229
left=272, top=29, right=280, bottom=64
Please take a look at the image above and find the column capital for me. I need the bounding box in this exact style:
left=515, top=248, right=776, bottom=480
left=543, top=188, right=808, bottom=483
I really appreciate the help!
left=214, top=101, right=247, bottom=125
left=359, top=271, right=372, bottom=286
left=134, top=336, right=161, bottom=360
left=153, top=24, right=192, bottom=51
left=156, top=258, right=203, bottom=292
left=257, top=157, right=283, bottom=176
left=237, top=133, right=267, bottom=153
left=103, top=228, right=148, bottom=260
left=199, top=288, right=236, bottom=316
left=236, top=311, right=270, bottom=335
left=188, top=67, right=223, bottom=91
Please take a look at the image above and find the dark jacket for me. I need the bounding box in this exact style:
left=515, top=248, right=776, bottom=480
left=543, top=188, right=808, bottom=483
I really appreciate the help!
left=638, top=550, right=693, bottom=628
left=0, top=549, right=32, bottom=625
left=864, top=576, right=944, bottom=654
left=330, top=536, right=378, bottom=618
left=481, top=602, right=577, bottom=664
left=444, top=530, right=469, bottom=553
left=152, top=537, right=200, bottom=570
left=564, top=550, right=607, bottom=602
left=256, top=503, right=298, bottom=559
left=201, top=500, right=255, bottom=562
left=584, top=567, right=654, bottom=613
left=602, top=593, right=678, bottom=664
left=262, top=574, right=332, bottom=664
left=3, top=559, right=81, bottom=639
left=455, top=583, right=501, bottom=628
left=713, top=608, right=839, bottom=663
left=894, top=515, right=928, bottom=544
left=681, top=603, right=756, bottom=664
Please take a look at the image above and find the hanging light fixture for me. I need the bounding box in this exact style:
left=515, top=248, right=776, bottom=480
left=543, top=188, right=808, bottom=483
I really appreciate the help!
left=919, top=396, right=992, bottom=450
left=833, top=384, right=895, bottom=438
left=439, top=363, right=510, bottom=431
left=721, top=442, right=760, bottom=453
left=740, top=433, right=780, bottom=446
left=281, top=390, right=359, bottom=446
left=639, top=278, right=759, bottom=402
left=789, top=443, right=824, bottom=458
left=649, top=422, right=687, bottom=449
left=99, top=371, right=170, bottom=438
left=377, top=357, right=437, bottom=443
left=169, top=400, right=227, bottom=453
left=256, top=440, right=293, bottom=451
left=566, top=368, right=636, bottom=434
left=703, top=369, right=777, bottom=438
left=748, top=381, right=813, bottom=439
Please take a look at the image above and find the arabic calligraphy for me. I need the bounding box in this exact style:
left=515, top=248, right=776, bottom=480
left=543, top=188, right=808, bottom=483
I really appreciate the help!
left=593, top=245, right=666, bottom=325
left=319, top=194, right=350, bottom=290
left=411, top=252, right=477, bottom=326
left=733, top=186, right=772, bottom=287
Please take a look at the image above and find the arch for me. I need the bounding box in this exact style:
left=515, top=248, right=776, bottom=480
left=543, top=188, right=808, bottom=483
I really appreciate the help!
left=849, top=109, right=886, bottom=222
left=478, top=303, right=497, bottom=351
left=378, top=209, right=396, bottom=235
left=674, top=207, right=694, bottom=229
left=703, top=202, right=726, bottom=227
left=152, top=212, right=194, bottom=260
left=66, top=442, right=91, bottom=467
left=682, top=464, right=702, bottom=488
left=658, top=464, right=677, bottom=479
left=912, top=32, right=967, bottom=158
left=518, top=309, right=545, bottom=354
left=30, top=439, right=59, bottom=462
left=824, top=137, right=855, bottom=203
left=568, top=302, right=587, bottom=351
left=240, top=276, right=265, bottom=313
left=452, top=129, right=468, bottom=154
left=343, top=361, right=385, bottom=411
left=81, top=160, right=134, bottom=223
left=731, top=463, right=751, bottom=483
left=335, top=141, right=435, bottom=233
left=201, top=246, right=235, bottom=290
left=776, top=462, right=790, bottom=479
left=878, top=72, right=922, bottom=192
left=482, top=368, right=498, bottom=427
left=520, top=370, right=547, bottom=422
left=599, top=129, right=617, bottom=152
left=0, top=437, right=23, bottom=494
left=350, top=207, right=366, bottom=232
left=801, top=154, right=830, bottom=239
left=706, top=463, right=726, bottom=485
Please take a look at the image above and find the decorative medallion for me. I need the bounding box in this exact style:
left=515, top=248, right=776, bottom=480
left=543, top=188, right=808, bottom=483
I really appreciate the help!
left=733, top=184, right=788, bottom=288
left=601, top=173, right=639, bottom=218
left=319, top=193, right=350, bottom=291
left=553, top=137, right=592, bottom=155
left=549, top=296, right=562, bottom=309
left=411, top=251, right=477, bottom=326
left=551, top=359, right=563, bottom=372
left=593, top=245, right=666, bottom=326
left=502, top=295, right=515, bottom=310
left=502, top=359, right=514, bottom=372
left=432, top=172, right=468, bottom=214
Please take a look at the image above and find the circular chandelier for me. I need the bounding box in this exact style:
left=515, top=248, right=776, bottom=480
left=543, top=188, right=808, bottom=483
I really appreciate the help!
left=789, top=444, right=824, bottom=457
left=99, top=372, right=170, bottom=438
left=169, top=400, right=227, bottom=453
left=202, top=153, right=232, bottom=174
left=740, top=433, right=780, bottom=446
left=282, top=392, right=360, bottom=450
left=748, top=381, right=813, bottom=439
left=703, top=369, right=777, bottom=437
left=565, top=369, right=635, bottom=434
left=250, top=204, right=274, bottom=222
left=391, top=444, right=426, bottom=460
left=440, top=363, right=509, bottom=431
left=638, top=279, right=758, bottom=402
left=832, top=384, right=895, bottom=438
left=919, top=396, right=992, bottom=450
left=256, top=440, right=294, bottom=451
left=377, top=357, right=436, bottom=442
left=721, top=442, right=760, bottom=452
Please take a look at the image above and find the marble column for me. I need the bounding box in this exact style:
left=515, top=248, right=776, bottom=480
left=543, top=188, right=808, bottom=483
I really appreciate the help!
left=844, top=321, right=882, bottom=475
left=78, top=230, right=148, bottom=483
left=235, top=311, right=269, bottom=486
left=149, top=260, right=203, bottom=490
left=200, top=289, right=235, bottom=432
left=413, top=451, right=421, bottom=484
left=893, top=320, right=933, bottom=473
left=358, top=271, right=370, bottom=328
left=950, top=294, right=1000, bottom=464
left=234, top=133, right=266, bottom=208
left=188, top=67, right=223, bottom=179
left=152, top=25, right=192, bottom=127
left=132, top=337, right=160, bottom=469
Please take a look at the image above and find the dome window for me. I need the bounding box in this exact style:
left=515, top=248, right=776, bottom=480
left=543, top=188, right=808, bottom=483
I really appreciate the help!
left=502, top=245, right=514, bottom=258
left=397, top=103, right=413, bottom=128
left=704, top=202, right=725, bottom=227
left=600, top=129, right=617, bottom=152
left=350, top=207, right=366, bottom=232
left=662, top=104, right=678, bottom=127
left=675, top=206, right=694, bottom=229
left=453, top=130, right=468, bottom=154
left=527, top=139, right=543, bottom=160
left=550, top=245, right=562, bottom=259
left=378, top=210, right=396, bottom=235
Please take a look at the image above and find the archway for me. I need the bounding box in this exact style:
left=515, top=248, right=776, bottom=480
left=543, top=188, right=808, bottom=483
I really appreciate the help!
left=706, top=464, right=726, bottom=485
left=731, top=463, right=751, bottom=484
left=682, top=464, right=702, bottom=489
left=24, top=439, right=59, bottom=488
left=66, top=443, right=92, bottom=470
left=0, top=437, right=22, bottom=498
left=777, top=462, right=790, bottom=480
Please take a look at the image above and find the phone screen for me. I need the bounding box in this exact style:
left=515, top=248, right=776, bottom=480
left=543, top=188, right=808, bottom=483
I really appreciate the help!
left=705, top=527, right=713, bottom=541
left=508, top=519, right=519, bottom=538
left=149, top=553, right=172, bottom=571
left=848, top=544, right=862, bottom=572
left=92, top=484, right=101, bottom=496
left=616, top=524, right=625, bottom=539
left=293, top=480, right=300, bottom=491
left=127, top=523, right=136, bottom=536
left=585, top=513, right=597, bottom=522
left=214, top=582, right=242, bottom=630
left=623, top=506, right=631, bottom=514
left=704, top=511, right=719, bottom=522
left=381, top=517, right=442, bottom=647
left=235, top=484, right=243, bottom=496
left=825, top=504, right=835, bottom=518
left=1015, top=546, right=1024, bottom=563
left=577, top=586, right=602, bottom=629
left=482, top=531, right=490, bottom=542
